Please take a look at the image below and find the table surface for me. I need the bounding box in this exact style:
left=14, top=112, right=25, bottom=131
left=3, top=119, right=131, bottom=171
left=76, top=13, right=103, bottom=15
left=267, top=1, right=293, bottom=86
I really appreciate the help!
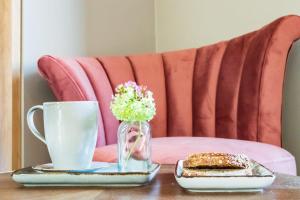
left=1, top=165, right=300, bottom=200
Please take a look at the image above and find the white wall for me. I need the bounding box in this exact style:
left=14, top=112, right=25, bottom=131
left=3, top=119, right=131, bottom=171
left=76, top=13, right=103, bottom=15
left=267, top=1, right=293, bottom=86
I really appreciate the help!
left=23, top=0, right=88, bottom=167
left=86, top=0, right=155, bottom=55
left=155, top=0, right=300, bottom=52
left=22, top=0, right=155, bottom=167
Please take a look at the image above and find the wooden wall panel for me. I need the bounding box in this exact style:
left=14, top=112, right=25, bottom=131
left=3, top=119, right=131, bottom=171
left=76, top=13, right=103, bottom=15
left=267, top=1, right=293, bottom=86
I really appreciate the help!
left=12, top=0, right=22, bottom=170
left=0, top=0, right=21, bottom=171
left=0, top=0, right=13, bottom=171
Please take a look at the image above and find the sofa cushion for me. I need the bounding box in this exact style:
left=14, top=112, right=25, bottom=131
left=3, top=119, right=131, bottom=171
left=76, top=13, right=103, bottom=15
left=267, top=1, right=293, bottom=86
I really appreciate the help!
left=93, top=137, right=296, bottom=175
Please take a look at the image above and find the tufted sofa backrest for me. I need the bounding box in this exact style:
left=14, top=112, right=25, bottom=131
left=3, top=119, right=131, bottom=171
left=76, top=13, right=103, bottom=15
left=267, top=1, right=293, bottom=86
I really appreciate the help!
left=38, top=15, right=300, bottom=147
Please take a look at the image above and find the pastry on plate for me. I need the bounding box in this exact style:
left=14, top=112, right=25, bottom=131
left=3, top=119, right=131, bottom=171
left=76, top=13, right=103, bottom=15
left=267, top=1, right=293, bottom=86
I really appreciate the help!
left=182, top=152, right=252, bottom=176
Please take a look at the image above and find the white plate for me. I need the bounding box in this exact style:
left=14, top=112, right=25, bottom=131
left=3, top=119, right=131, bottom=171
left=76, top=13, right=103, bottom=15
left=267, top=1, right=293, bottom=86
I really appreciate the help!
left=175, top=160, right=275, bottom=192
left=12, top=162, right=160, bottom=187
left=33, top=162, right=112, bottom=172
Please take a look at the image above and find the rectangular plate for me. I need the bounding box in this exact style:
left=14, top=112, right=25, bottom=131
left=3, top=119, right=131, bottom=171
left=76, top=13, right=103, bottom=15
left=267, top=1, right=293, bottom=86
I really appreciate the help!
left=12, top=163, right=160, bottom=187
left=175, top=160, right=275, bottom=192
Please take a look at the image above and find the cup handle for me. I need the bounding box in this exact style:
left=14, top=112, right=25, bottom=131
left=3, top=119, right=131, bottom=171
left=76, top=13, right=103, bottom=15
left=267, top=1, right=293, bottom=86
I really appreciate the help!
left=27, top=105, right=46, bottom=144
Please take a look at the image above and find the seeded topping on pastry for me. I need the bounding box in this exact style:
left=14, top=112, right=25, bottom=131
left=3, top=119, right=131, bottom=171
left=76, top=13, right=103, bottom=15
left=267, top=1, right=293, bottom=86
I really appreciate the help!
left=183, top=153, right=251, bottom=169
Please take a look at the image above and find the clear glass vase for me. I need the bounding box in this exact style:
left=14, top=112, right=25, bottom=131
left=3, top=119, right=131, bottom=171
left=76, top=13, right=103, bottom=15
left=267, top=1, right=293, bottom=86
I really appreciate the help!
left=117, top=121, right=151, bottom=172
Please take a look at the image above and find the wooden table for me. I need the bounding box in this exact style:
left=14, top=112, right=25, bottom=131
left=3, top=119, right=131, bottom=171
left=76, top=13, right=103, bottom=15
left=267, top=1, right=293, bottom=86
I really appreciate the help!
left=1, top=165, right=300, bottom=200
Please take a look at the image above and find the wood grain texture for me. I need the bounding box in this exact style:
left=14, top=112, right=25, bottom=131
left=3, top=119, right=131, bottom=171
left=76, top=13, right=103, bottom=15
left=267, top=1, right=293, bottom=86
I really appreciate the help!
left=1, top=165, right=300, bottom=200
left=0, top=0, right=22, bottom=171
left=0, top=0, right=13, bottom=171
left=11, top=0, right=22, bottom=170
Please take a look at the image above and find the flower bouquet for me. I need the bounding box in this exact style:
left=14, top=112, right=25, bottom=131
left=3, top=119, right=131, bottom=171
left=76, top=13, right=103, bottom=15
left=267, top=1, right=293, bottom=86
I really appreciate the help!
left=110, top=81, right=156, bottom=172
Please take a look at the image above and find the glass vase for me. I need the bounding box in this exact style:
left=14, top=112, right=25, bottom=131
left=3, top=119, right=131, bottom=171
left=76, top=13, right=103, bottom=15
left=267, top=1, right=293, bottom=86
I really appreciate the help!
left=117, top=121, right=151, bottom=172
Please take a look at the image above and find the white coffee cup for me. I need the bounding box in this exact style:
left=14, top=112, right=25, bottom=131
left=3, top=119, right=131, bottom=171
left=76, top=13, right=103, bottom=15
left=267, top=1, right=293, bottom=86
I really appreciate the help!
left=27, top=101, right=99, bottom=170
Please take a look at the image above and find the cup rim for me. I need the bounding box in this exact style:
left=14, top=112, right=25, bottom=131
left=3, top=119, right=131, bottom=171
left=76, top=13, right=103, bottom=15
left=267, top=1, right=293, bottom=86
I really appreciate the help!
left=43, top=101, right=98, bottom=105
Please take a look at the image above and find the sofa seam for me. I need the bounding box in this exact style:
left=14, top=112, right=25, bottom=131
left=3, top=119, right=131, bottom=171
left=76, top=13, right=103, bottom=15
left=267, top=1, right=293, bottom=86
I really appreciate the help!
left=75, top=58, right=107, bottom=146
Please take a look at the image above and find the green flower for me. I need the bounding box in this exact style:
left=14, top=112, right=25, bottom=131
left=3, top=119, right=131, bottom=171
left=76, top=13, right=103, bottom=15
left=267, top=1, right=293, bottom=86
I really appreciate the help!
left=110, top=81, right=156, bottom=122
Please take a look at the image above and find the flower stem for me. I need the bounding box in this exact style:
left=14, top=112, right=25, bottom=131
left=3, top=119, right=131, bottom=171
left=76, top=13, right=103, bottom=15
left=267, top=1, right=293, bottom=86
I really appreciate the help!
left=125, top=122, right=143, bottom=166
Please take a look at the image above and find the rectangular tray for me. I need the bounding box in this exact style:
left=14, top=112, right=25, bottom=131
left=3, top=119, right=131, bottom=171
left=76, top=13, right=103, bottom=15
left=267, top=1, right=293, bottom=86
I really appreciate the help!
left=12, top=163, right=160, bottom=187
left=175, top=160, right=275, bottom=192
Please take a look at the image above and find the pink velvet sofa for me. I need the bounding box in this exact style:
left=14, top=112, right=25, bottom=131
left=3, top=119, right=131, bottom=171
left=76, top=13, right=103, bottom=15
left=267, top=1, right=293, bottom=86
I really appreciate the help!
left=38, top=15, right=300, bottom=175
